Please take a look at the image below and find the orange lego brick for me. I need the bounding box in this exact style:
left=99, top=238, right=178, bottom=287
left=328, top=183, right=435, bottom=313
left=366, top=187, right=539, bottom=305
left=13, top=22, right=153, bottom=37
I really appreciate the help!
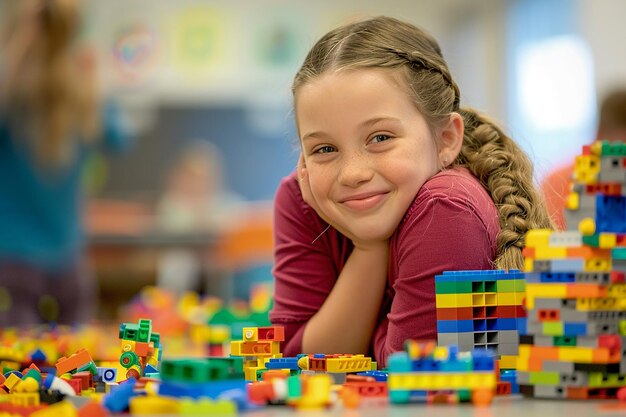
left=522, top=247, right=535, bottom=258
left=134, top=342, right=149, bottom=357
left=55, top=349, right=93, bottom=375
left=258, top=327, right=285, bottom=342
left=436, top=307, right=474, bottom=320
left=566, top=283, right=608, bottom=298
left=77, top=401, right=108, bottom=417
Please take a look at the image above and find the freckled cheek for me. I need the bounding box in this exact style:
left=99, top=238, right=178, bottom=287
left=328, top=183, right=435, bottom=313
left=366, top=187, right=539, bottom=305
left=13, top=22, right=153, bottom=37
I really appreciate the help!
left=307, top=168, right=335, bottom=201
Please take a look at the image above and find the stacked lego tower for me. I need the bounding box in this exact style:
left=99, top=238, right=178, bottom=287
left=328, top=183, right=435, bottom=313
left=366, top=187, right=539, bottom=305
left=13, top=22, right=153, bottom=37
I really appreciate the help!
left=230, top=326, right=284, bottom=381
left=118, top=319, right=162, bottom=381
left=435, top=270, right=526, bottom=357
left=519, top=140, right=626, bottom=399
left=387, top=340, right=496, bottom=405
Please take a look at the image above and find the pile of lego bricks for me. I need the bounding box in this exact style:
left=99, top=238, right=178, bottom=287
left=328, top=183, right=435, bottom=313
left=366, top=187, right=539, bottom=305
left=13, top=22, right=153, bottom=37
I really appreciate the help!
left=386, top=340, right=496, bottom=405
left=518, top=140, right=626, bottom=399
left=435, top=270, right=526, bottom=357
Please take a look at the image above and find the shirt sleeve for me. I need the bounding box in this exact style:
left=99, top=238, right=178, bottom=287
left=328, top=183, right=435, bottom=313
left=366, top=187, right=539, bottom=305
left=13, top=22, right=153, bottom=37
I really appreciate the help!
left=269, top=173, right=351, bottom=356
left=373, top=190, right=498, bottom=367
left=99, top=100, right=132, bottom=152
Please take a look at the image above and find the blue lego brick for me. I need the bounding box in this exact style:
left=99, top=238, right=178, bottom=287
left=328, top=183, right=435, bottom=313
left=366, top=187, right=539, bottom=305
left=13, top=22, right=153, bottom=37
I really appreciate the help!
left=266, top=358, right=300, bottom=370
left=103, top=377, right=137, bottom=413
left=437, top=319, right=474, bottom=333
left=158, top=379, right=248, bottom=399
left=516, top=318, right=528, bottom=335
left=485, top=318, right=517, bottom=331
left=387, top=352, right=411, bottom=372
left=595, top=195, right=626, bottom=233
left=356, top=370, right=388, bottom=381
left=410, top=358, right=439, bottom=372
left=435, top=269, right=523, bottom=283
left=563, top=322, right=588, bottom=336
left=471, top=349, right=495, bottom=371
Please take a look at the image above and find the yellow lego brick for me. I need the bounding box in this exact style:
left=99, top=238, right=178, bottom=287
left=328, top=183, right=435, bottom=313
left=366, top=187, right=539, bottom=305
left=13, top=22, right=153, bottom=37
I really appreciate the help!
left=577, top=297, right=626, bottom=311
left=608, top=284, right=626, bottom=298
left=574, top=155, right=600, bottom=184
left=558, top=346, right=593, bottom=363
left=496, top=292, right=521, bottom=306
left=534, top=246, right=568, bottom=260
left=297, top=374, right=332, bottom=410
left=245, top=366, right=262, bottom=381
left=578, top=218, right=596, bottom=236
left=388, top=372, right=496, bottom=391
left=208, top=326, right=230, bottom=344
left=10, top=393, right=39, bottom=406
left=599, top=233, right=617, bottom=248
left=129, top=396, right=180, bottom=415
left=30, top=400, right=78, bottom=417
left=180, top=398, right=237, bottom=415
left=524, top=257, right=534, bottom=272
left=120, top=339, right=135, bottom=352
left=525, top=229, right=552, bottom=248
left=499, top=355, right=517, bottom=370
left=3, top=373, right=21, bottom=392
left=326, top=356, right=372, bottom=373
left=584, top=258, right=611, bottom=272
left=566, top=192, right=579, bottom=210
left=525, top=284, right=568, bottom=310
left=433, top=347, right=449, bottom=361
left=242, top=327, right=259, bottom=342
left=435, top=293, right=472, bottom=308
left=189, top=324, right=211, bottom=344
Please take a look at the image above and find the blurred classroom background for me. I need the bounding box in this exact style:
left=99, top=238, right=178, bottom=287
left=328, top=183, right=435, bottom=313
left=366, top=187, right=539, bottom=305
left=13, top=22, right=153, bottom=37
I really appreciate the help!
left=1, top=0, right=625, bottom=323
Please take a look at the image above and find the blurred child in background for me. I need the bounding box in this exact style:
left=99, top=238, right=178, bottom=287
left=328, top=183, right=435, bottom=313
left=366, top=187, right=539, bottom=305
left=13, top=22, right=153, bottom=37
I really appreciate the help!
left=0, top=0, right=128, bottom=327
left=542, top=89, right=626, bottom=229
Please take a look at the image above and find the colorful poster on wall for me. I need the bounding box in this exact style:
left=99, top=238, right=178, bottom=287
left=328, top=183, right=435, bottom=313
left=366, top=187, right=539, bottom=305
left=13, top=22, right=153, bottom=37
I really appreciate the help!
left=252, top=16, right=301, bottom=69
left=169, top=6, right=225, bottom=79
left=111, top=22, right=159, bottom=86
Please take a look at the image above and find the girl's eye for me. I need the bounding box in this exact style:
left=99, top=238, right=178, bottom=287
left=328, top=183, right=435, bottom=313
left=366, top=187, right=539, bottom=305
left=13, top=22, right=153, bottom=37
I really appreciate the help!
left=370, top=134, right=391, bottom=143
left=314, top=145, right=336, bottom=154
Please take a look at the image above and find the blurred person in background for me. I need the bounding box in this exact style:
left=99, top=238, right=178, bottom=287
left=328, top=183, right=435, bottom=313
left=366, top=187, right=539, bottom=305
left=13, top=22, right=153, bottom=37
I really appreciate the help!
left=542, top=89, right=626, bottom=230
left=0, top=0, right=129, bottom=326
left=156, top=140, right=243, bottom=296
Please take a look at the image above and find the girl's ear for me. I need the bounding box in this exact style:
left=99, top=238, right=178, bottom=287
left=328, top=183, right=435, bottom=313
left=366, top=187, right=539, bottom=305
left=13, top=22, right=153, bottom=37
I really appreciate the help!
left=437, top=112, right=464, bottom=168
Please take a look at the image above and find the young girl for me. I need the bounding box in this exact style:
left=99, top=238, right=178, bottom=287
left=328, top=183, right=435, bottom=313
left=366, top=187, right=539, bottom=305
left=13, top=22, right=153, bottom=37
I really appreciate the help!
left=0, top=0, right=128, bottom=326
left=270, top=16, right=553, bottom=366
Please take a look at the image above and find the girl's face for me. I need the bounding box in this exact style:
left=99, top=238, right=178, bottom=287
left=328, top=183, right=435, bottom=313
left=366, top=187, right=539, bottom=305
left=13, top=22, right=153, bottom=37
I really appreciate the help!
left=296, top=69, right=443, bottom=242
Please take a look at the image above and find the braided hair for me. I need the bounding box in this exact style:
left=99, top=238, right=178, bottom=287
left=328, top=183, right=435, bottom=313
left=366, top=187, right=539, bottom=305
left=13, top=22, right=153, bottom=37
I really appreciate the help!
left=292, top=16, right=554, bottom=270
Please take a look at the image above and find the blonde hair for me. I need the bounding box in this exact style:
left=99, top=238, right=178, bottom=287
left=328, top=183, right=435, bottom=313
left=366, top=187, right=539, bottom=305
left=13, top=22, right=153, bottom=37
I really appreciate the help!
left=1, top=0, right=100, bottom=167
left=292, top=16, right=554, bottom=271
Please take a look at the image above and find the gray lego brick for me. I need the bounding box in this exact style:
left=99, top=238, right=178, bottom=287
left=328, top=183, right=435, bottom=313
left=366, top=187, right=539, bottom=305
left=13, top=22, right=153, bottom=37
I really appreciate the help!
left=533, top=298, right=564, bottom=309
left=532, top=335, right=555, bottom=347
left=542, top=360, right=574, bottom=374
left=517, top=371, right=531, bottom=384
left=534, top=384, right=567, bottom=399
left=548, top=231, right=583, bottom=248
left=497, top=343, right=519, bottom=356
left=498, top=330, right=519, bottom=344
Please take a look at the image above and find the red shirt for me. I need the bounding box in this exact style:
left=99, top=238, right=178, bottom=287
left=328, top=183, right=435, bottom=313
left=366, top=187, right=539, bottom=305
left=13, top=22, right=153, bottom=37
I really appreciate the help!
left=270, top=166, right=500, bottom=366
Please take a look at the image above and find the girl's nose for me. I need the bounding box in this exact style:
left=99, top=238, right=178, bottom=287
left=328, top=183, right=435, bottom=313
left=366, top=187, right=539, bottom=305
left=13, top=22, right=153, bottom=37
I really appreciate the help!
left=338, top=154, right=374, bottom=187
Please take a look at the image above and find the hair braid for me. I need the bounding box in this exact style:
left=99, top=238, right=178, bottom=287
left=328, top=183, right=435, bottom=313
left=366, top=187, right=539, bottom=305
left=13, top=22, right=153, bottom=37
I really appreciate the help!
left=456, top=108, right=554, bottom=270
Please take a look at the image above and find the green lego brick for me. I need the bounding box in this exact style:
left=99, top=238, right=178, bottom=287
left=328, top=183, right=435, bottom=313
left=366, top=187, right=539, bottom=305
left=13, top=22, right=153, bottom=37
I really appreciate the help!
left=435, top=281, right=472, bottom=294
left=619, top=320, right=626, bottom=336
left=529, top=371, right=560, bottom=385
left=23, top=369, right=42, bottom=383
left=484, top=281, right=497, bottom=292
left=582, top=234, right=600, bottom=247
left=138, top=319, right=152, bottom=343
left=472, top=281, right=485, bottom=293
left=287, top=375, right=302, bottom=400
left=150, top=332, right=161, bottom=347
left=542, top=322, right=564, bottom=336
left=612, top=248, right=626, bottom=260
left=121, top=323, right=140, bottom=341
left=588, top=373, right=626, bottom=388
left=457, top=389, right=471, bottom=402
left=553, top=336, right=576, bottom=347
left=77, top=361, right=98, bottom=375
left=160, top=357, right=245, bottom=383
